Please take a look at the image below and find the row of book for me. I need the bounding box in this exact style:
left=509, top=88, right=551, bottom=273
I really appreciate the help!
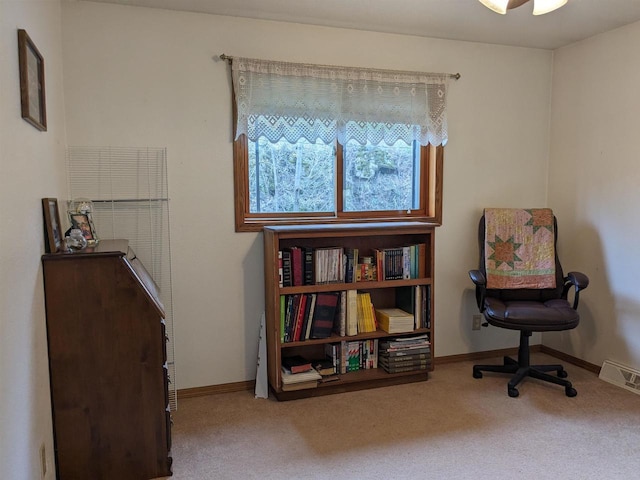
left=373, top=245, right=426, bottom=281
left=379, top=334, right=431, bottom=373
left=278, top=243, right=426, bottom=287
left=280, top=334, right=431, bottom=392
left=325, top=340, right=379, bottom=374
left=280, top=290, right=378, bottom=343
left=396, top=284, right=432, bottom=330
left=280, top=292, right=339, bottom=342
left=280, top=285, right=431, bottom=342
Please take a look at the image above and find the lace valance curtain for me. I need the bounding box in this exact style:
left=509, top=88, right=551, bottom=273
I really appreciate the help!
left=231, top=57, right=451, bottom=147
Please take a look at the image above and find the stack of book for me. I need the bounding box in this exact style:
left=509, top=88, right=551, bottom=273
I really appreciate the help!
left=281, top=355, right=322, bottom=391
left=313, top=358, right=339, bottom=383
left=378, top=334, right=431, bottom=373
left=375, top=307, right=415, bottom=334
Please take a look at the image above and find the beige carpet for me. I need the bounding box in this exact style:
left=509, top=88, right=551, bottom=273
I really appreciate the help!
left=159, top=354, right=640, bottom=480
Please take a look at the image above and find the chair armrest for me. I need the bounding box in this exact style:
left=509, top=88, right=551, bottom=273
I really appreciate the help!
left=563, top=271, right=589, bottom=309
left=469, top=270, right=487, bottom=311
left=469, top=269, right=486, bottom=286
left=567, top=271, right=589, bottom=291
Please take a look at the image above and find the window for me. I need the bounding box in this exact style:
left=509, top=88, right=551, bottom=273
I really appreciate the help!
left=228, top=57, right=451, bottom=232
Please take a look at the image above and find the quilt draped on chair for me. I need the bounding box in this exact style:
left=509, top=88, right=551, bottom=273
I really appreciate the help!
left=484, top=208, right=556, bottom=289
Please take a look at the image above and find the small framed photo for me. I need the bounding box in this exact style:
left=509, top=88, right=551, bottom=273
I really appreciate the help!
left=42, top=198, right=62, bottom=253
left=69, top=212, right=99, bottom=245
left=18, top=29, right=47, bottom=131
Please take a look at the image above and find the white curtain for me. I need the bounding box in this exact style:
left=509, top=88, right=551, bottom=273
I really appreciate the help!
left=231, top=57, right=450, bottom=147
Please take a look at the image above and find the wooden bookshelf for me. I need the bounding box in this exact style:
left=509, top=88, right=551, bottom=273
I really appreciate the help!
left=263, top=222, right=435, bottom=401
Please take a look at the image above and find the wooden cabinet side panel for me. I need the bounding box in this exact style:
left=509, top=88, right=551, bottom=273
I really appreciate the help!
left=43, top=255, right=171, bottom=480
left=263, top=229, right=282, bottom=391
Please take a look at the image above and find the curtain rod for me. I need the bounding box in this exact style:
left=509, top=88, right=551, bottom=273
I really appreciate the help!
left=219, top=54, right=461, bottom=80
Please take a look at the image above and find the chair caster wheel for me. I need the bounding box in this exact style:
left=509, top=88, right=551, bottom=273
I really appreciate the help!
left=557, top=370, right=568, bottom=378
left=473, top=369, right=483, bottom=379
left=508, top=387, right=519, bottom=398
left=565, top=386, right=577, bottom=397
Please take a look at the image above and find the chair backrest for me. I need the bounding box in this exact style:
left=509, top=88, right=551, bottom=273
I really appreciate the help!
left=477, top=214, right=565, bottom=302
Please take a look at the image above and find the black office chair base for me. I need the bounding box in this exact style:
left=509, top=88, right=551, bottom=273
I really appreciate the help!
left=472, top=331, right=577, bottom=398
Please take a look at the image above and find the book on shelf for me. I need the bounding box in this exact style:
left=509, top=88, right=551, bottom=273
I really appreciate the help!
left=284, top=246, right=304, bottom=286
left=332, top=291, right=347, bottom=337
left=281, top=250, right=292, bottom=287
left=381, top=333, right=430, bottom=345
left=344, top=247, right=358, bottom=283
left=313, top=358, right=336, bottom=376
left=366, top=338, right=379, bottom=369
left=310, top=292, right=340, bottom=339
left=376, top=307, right=415, bottom=334
left=278, top=251, right=284, bottom=287
left=347, top=341, right=361, bottom=372
left=282, top=295, right=294, bottom=342
left=303, top=246, right=314, bottom=285
left=379, top=334, right=430, bottom=350
left=324, top=343, right=340, bottom=373
left=379, top=359, right=430, bottom=374
left=345, top=289, right=359, bottom=336
left=281, top=355, right=313, bottom=374
left=355, top=262, right=377, bottom=282
left=333, top=339, right=378, bottom=373
left=396, top=285, right=431, bottom=329
left=281, top=367, right=322, bottom=389
left=356, top=291, right=377, bottom=333
left=279, top=295, right=285, bottom=343
left=381, top=346, right=431, bottom=356
left=379, top=352, right=431, bottom=365
left=379, top=362, right=429, bottom=374
left=281, top=379, right=319, bottom=391
left=314, top=246, right=344, bottom=284
left=396, top=285, right=419, bottom=329
left=371, top=243, right=427, bottom=281
left=303, top=293, right=317, bottom=340
left=318, top=374, right=340, bottom=383
left=291, top=293, right=308, bottom=342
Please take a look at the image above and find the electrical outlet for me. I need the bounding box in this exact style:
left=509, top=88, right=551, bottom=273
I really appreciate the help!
left=40, top=443, right=46, bottom=478
left=472, top=314, right=483, bottom=330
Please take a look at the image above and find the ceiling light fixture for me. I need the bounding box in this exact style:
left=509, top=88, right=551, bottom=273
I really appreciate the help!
left=478, top=0, right=568, bottom=15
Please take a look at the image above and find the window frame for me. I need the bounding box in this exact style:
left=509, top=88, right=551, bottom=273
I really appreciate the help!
left=233, top=133, right=443, bottom=232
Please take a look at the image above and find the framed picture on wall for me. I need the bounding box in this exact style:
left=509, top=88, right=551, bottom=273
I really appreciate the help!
left=18, top=29, right=47, bottom=131
left=69, top=212, right=99, bottom=245
left=42, top=198, right=62, bottom=253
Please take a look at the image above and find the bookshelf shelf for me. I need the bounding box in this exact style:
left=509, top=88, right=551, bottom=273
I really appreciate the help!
left=263, top=222, right=436, bottom=401
left=280, top=328, right=432, bottom=349
left=279, top=277, right=432, bottom=295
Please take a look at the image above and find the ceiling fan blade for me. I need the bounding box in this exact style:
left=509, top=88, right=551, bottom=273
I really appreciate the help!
left=507, top=0, right=530, bottom=9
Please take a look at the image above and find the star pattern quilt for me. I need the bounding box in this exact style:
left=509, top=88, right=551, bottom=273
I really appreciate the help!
left=484, top=208, right=556, bottom=290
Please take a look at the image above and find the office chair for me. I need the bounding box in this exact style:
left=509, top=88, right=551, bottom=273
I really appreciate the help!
left=469, top=208, right=589, bottom=397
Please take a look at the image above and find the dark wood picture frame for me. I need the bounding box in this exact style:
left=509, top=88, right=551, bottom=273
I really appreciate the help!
left=18, top=29, right=47, bottom=131
left=42, top=198, right=62, bottom=253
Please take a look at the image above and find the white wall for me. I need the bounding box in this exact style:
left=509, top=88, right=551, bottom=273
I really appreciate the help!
left=60, top=1, right=554, bottom=390
left=546, top=21, right=640, bottom=371
left=0, top=1, right=67, bottom=479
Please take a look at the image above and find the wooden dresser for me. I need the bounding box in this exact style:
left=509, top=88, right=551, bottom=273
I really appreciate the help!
left=42, top=240, right=172, bottom=480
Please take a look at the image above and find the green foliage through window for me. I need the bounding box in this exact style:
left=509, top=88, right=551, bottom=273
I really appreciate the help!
left=248, top=138, right=420, bottom=214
